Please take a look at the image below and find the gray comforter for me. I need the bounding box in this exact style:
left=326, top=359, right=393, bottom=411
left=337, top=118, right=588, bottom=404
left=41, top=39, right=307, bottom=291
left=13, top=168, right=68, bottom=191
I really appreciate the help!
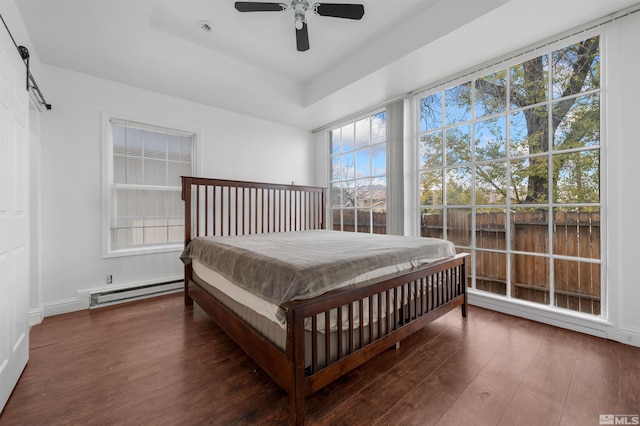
left=181, top=230, right=455, bottom=316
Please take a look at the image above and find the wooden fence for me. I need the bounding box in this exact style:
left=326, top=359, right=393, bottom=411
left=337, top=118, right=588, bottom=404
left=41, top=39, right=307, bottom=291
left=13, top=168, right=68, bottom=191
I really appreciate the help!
left=422, top=210, right=601, bottom=315
left=332, top=210, right=387, bottom=234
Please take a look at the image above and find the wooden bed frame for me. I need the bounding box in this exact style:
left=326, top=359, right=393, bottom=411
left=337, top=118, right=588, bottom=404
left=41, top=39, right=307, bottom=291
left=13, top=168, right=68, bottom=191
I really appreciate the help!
left=181, top=176, right=468, bottom=425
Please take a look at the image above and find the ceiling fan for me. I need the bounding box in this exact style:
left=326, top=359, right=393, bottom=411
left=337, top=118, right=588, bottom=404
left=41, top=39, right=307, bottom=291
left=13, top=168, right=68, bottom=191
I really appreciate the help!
left=234, top=1, right=365, bottom=52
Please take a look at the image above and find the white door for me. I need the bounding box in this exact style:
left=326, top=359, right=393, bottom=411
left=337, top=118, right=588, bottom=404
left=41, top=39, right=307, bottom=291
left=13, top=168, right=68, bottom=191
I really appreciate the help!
left=0, top=23, right=30, bottom=412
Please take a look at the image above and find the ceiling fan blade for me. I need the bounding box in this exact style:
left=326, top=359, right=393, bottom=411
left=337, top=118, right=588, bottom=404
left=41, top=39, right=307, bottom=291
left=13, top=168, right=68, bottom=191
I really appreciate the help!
left=234, top=2, right=287, bottom=12
left=296, top=22, right=310, bottom=52
left=313, top=3, right=364, bottom=19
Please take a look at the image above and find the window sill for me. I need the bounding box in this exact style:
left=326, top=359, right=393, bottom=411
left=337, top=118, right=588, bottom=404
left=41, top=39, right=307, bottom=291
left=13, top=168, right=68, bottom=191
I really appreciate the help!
left=468, top=289, right=612, bottom=339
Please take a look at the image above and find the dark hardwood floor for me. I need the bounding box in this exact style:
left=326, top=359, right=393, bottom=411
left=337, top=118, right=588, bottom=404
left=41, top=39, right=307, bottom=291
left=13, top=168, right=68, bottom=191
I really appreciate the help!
left=1, top=293, right=638, bottom=425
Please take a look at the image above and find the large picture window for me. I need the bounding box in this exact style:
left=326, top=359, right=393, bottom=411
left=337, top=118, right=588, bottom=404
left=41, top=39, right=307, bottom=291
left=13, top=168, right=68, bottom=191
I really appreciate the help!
left=417, top=35, right=601, bottom=315
left=329, top=111, right=387, bottom=234
left=103, top=116, right=194, bottom=256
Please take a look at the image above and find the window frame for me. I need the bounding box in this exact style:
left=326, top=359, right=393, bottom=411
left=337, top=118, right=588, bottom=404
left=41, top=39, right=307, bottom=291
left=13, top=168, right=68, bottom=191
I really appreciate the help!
left=412, top=30, right=605, bottom=317
left=101, top=112, right=197, bottom=258
left=328, top=109, right=388, bottom=234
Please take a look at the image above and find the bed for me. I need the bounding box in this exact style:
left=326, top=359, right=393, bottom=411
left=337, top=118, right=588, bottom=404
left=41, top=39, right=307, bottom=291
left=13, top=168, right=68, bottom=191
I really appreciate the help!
left=180, top=176, right=469, bottom=425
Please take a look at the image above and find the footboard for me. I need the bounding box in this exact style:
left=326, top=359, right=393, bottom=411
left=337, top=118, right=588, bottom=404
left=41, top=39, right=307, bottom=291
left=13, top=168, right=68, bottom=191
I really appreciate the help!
left=283, top=253, right=468, bottom=424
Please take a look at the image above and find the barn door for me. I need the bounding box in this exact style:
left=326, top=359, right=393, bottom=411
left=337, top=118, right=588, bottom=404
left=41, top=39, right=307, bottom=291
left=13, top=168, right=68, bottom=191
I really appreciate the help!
left=0, top=24, right=30, bottom=412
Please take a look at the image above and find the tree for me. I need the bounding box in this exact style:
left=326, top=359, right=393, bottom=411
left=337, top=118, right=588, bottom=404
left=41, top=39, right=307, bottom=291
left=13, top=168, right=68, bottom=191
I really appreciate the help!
left=511, top=37, right=600, bottom=203
left=419, top=36, right=600, bottom=207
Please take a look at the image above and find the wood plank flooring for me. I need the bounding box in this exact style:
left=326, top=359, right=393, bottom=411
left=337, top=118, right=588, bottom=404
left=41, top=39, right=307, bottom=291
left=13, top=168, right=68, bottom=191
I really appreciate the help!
left=1, top=293, right=639, bottom=425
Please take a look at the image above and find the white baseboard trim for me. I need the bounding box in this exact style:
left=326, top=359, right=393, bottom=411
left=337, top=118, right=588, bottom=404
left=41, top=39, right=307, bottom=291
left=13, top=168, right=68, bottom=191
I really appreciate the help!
left=618, top=325, right=640, bottom=347
left=29, top=308, right=44, bottom=326
left=43, top=296, right=90, bottom=318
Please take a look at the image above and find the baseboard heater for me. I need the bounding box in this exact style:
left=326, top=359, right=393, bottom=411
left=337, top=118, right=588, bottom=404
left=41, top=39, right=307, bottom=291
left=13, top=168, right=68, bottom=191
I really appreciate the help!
left=90, top=280, right=183, bottom=308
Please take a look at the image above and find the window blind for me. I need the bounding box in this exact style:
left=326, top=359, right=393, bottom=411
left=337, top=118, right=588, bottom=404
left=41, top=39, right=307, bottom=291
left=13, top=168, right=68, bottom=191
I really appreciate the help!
left=108, top=119, right=194, bottom=253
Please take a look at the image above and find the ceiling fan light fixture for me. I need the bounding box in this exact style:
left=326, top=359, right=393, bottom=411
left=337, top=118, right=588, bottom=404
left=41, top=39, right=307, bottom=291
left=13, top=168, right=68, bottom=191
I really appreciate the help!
left=233, top=1, right=364, bottom=51
left=292, top=0, right=309, bottom=13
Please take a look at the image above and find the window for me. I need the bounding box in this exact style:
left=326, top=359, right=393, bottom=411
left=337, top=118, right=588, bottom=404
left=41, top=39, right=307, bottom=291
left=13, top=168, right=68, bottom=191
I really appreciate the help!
left=103, top=116, right=195, bottom=256
left=329, top=111, right=387, bottom=234
left=417, top=35, right=601, bottom=315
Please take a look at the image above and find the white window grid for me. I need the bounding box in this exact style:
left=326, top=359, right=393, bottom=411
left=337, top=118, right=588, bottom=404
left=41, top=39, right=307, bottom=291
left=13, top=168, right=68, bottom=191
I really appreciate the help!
left=329, top=111, right=387, bottom=234
left=414, top=31, right=603, bottom=315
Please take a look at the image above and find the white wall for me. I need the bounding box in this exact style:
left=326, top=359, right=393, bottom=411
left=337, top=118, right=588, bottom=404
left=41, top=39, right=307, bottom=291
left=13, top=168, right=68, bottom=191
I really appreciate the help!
left=28, top=102, right=42, bottom=325
left=38, top=65, right=315, bottom=317
left=605, top=11, right=640, bottom=346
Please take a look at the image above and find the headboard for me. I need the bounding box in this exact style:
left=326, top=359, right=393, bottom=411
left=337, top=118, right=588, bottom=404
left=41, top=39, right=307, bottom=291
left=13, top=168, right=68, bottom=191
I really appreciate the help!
left=181, top=176, right=327, bottom=245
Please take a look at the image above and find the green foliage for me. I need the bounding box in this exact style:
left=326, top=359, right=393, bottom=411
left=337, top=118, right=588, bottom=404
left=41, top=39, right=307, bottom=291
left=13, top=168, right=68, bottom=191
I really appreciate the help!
left=419, top=37, right=600, bottom=207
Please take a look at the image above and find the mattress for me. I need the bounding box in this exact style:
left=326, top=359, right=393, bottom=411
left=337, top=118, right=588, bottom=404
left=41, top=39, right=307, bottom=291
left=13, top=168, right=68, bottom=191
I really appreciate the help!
left=185, top=230, right=456, bottom=329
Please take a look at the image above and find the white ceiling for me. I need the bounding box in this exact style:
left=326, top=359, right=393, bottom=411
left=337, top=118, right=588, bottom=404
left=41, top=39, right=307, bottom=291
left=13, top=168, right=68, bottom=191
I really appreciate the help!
left=15, top=0, right=640, bottom=130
